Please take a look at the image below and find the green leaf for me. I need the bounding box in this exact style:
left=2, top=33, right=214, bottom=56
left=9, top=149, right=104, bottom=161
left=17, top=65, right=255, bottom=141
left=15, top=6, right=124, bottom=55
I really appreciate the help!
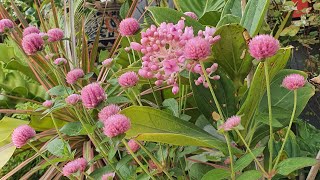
left=0, top=141, right=16, bottom=170
left=0, top=116, right=28, bottom=143
left=240, top=0, right=270, bottom=36
left=121, top=106, right=240, bottom=154
left=189, top=163, right=214, bottom=180
left=237, top=170, right=262, bottom=180
left=106, top=96, right=131, bottom=104
left=280, top=25, right=300, bottom=37
left=276, top=157, right=317, bottom=176
left=30, top=115, right=66, bottom=131
left=221, top=0, right=242, bottom=18
left=47, top=138, right=69, bottom=157
left=48, top=85, right=73, bottom=96
left=148, top=7, right=204, bottom=34
left=162, top=98, right=179, bottom=117
left=201, top=168, right=230, bottom=180
left=234, top=147, right=265, bottom=172
left=212, top=24, right=253, bottom=85
left=198, top=11, right=221, bottom=26
left=216, top=14, right=241, bottom=27
left=89, top=166, right=113, bottom=179
left=60, top=122, right=88, bottom=136
left=0, top=44, right=15, bottom=63
left=82, top=72, right=94, bottom=80
left=120, top=0, right=131, bottom=19
left=174, top=0, right=225, bottom=17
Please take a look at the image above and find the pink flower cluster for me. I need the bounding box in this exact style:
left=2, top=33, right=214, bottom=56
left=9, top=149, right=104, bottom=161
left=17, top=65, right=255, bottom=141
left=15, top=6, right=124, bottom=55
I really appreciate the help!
left=0, top=19, right=14, bottom=33
left=130, top=19, right=220, bottom=94
left=127, top=139, right=140, bottom=153
left=248, top=34, right=280, bottom=60
left=282, top=74, right=306, bottom=90
left=102, top=58, right=113, bottom=67
left=42, top=100, right=53, bottom=107
left=66, top=68, right=84, bottom=84
left=47, top=28, right=64, bottom=42
left=54, top=58, right=67, bottom=65
left=11, top=125, right=36, bottom=148
left=119, top=18, right=140, bottom=36
left=23, top=26, right=40, bottom=36
left=98, top=104, right=121, bottom=122
left=118, top=71, right=139, bottom=88
left=62, top=158, right=88, bottom=177
left=81, top=83, right=106, bottom=108
left=65, top=94, right=81, bottom=105
left=219, top=115, right=241, bottom=131
left=184, top=12, right=198, bottom=20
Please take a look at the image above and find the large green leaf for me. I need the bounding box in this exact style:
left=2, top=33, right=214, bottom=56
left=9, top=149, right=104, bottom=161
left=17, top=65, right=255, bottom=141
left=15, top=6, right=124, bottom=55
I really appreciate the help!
left=234, top=147, right=265, bottom=172
left=276, top=157, right=317, bottom=176
left=0, top=140, right=16, bottom=170
left=212, top=24, right=253, bottom=86
left=237, top=47, right=292, bottom=136
left=237, top=170, right=262, bottom=180
left=0, top=116, right=28, bottom=143
left=201, top=168, right=230, bottom=180
left=198, top=11, right=221, bottom=26
left=240, top=0, right=270, bottom=36
left=60, top=122, right=88, bottom=136
left=121, top=106, right=241, bottom=154
left=174, top=0, right=225, bottom=17
left=30, top=115, right=66, bottom=131
left=216, top=14, right=241, bottom=27
left=221, top=0, right=242, bottom=18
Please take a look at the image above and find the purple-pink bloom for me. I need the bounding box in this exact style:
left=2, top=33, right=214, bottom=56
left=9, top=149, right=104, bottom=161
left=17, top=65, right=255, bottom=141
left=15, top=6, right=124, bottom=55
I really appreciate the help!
left=184, top=12, right=198, bottom=20
left=23, top=26, right=40, bottom=37
left=127, top=139, right=140, bottom=153
left=65, top=94, right=81, bottom=105
left=42, top=100, right=53, bottom=107
left=219, top=116, right=241, bottom=131
left=81, top=83, right=106, bottom=109
left=102, top=173, right=115, bottom=180
left=11, top=125, right=36, bottom=148
left=54, top=58, right=67, bottom=65
left=21, top=33, right=44, bottom=55
left=118, top=71, right=139, bottom=88
left=282, top=74, right=306, bottom=90
left=184, top=37, right=211, bottom=60
left=62, top=158, right=88, bottom=177
left=103, top=114, right=131, bottom=137
left=248, top=34, right=280, bottom=60
left=66, top=68, right=84, bottom=84
left=98, top=104, right=121, bottom=122
left=102, top=58, right=113, bottom=67
left=47, top=28, right=64, bottom=42
left=119, top=18, right=140, bottom=36
left=0, top=19, right=14, bottom=33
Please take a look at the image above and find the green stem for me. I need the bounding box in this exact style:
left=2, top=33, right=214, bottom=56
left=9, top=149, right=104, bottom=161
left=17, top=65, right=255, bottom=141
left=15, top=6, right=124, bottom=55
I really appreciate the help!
left=264, top=61, right=274, bottom=173
left=122, top=140, right=156, bottom=180
left=50, top=113, right=64, bottom=140
left=235, top=130, right=268, bottom=176
left=224, top=133, right=235, bottom=180
left=131, top=88, right=143, bottom=106
left=83, top=172, right=94, bottom=180
left=200, top=62, right=224, bottom=121
left=273, top=90, right=297, bottom=169
left=127, top=37, right=136, bottom=62
left=148, top=80, right=160, bottom=108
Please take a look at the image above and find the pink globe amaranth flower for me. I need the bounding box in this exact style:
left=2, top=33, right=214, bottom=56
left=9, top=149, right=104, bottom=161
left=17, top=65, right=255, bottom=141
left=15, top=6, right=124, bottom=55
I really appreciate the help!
left=219, top=115, right=241, bottom=131
left=23, top=26, right=40, bottom=37
left=11, top=125, right=36, bottom=148
left=98, top=104, right=121, bottom=122
left=62, top=158, right=88, bottom=177
left=248, top=34, right=280, bottom=60
left=102, top=173, right=115, bottom=180
left=282, top=73, right=306, bottom=90
left=66, top=68, right=85, bottom=84
left=127, top=139, right=140, bottom=153
left=47, top=28, right=64, bottom=42
left=184, top=37, right=211, bottom=60
left=65, top=94, right=81, bottom=105
left=22, top=33, right=44, bottom=55
left=184, top=12, right=198, bottom=20
left=54, top=58, right=67, bottom=65
left=0, top=19, right=14, bottom=33
left=81, top=83, right=106, bottom=109
left=103, top=114, right=131, bottom=137
left=118, top=71, right=139, bottom=88
left=102, top=58, right=113, bottom=67
left=148, top=160, right=157, bottom=170
left=119, top=18, right=140, bottom=36
left=42, top=100, right=53, bottom=107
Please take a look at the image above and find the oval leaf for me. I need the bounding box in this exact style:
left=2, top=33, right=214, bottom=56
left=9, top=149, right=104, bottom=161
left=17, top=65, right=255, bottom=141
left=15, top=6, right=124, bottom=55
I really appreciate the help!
left=276, top=157, right=317, bottom=176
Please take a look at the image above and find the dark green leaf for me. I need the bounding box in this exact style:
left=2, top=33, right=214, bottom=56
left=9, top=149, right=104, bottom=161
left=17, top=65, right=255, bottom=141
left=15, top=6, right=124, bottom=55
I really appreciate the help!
left=174, top=0, right=225, bottom=17
left=221, top=0, right=242, bottom=18
left=234, top=147, right=265, bottom=172
left=198, top=11, right=221, bottom=26
left=60, top=122, right=87, bottom=136
left=201, top=168, right=230, bottom=180
left=216, top=14, right=241, bottom=27
left=237, top=170, right=262, bottom=180
left=276, top=157, right=317, bottom=176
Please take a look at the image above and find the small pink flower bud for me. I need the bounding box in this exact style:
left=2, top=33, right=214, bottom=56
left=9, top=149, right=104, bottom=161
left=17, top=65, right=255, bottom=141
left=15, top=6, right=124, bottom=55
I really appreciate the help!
left=42, top=100, right=53, bottom=107
left=54, top=58, right=67, bottom=65
left=62, top=158, right=88, bottom=177
left=0, top=19, right=14, bottom=33
left=65, top=94, right=81, bottom=105
left=219, top=115, right=241, bottom=131
left=184, top=12, right=198, bottom=20
left=282, top=74, right=306, bottom=90
left=127, top=139, right=140, bottom=153
left=66, top=68, right=84, bottom=84
left=47, top=28, right=64, bottom=42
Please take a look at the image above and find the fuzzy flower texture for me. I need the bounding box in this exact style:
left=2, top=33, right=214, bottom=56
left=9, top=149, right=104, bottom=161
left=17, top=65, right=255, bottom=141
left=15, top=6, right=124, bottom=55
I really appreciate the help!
left=66, top=68, right=84, bottom=84
left=102, top=173, right=115, bottom=180
left=118, top=71, right=139, bottom=88
left=81, top=83, right=106, bottom=108
left=11, top=125, right=36, bottom=148
left=248, top=34, right=280, bottom=61
left=0, top=19, right=14, bottom=33
left=65, top=94, right=81, bottom=105
left=282, top=74, right=306, bottom=90
left=103, top=114, right=131, bottom=137
left=219, top=115, right=241, bottom=131
left=119, top=18, right=140, bottom=36
left=98, top=104, right=121, bottom=122
left=62, top=158, right=88, bottom=177
left=130, top=19, right=221, bottom=94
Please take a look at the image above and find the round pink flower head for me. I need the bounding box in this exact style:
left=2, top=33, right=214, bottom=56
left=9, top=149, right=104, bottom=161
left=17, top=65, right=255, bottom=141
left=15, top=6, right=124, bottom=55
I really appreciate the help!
left=248, top=34, right=280, bottom=60
left=81, top=83, right=106, bottom=109
left=219, top=115, right=241, bottom=131
left=127, top=139, right=140, bottom=153
left=98, top=104, right=121, bottom=122
left=0, top=19, right=14, bottom=33
left=23, top=26, right=40, bottom=37
left=22, top=33, right=44, bottom=55
left=42, top=100, right=53, bottom=107
left=184, top=12, right=198, bottom=20
left=11, top=125, right=36, bottom=148
left=102, top=58, right=113, bottom=67
left=65, top=94, right=81, bottom=105
left=118, top=71, right=139, bottom=88
left=103, top=114, right=131, bottom=137
left=54, top=58, right=67, bottom=65
left=66, top=68, right=85, bottom=84
left=62, top=158, right=88, bottom=177
left=47, top=28, right=64, bottom=42
left=102, top=172, right=115, bottom=180
left=119, top=18, right=140, bottom=36
left=184, top=37, right=211, bottom=60
left=282, top=73, right=306, bottom=90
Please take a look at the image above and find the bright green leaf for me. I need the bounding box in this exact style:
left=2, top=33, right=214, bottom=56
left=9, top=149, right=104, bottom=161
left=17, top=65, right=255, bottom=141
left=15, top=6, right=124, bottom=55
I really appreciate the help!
left=201, top=168, right=230, bottom=180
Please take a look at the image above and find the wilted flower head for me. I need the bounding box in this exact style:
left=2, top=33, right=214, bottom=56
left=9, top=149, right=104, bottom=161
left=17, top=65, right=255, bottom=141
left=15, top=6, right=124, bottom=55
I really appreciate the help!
left=11, top=125, right=36, bottom=148
left=282, top=74, right=306, bottom=90
left=119, top=18, right=140, bottom=36
left=118, top=71, right=139, bottom=88
left=54, top=58, right=67, bottom=65
left=23, top=26, right=40, bottom=37
left=184, top=37, right=211, bottom=60
left=0, top=19, right=14, bottom=33
left=219, top=115, right=241, bottom=131
left=248, top=34, right=280, bottom=60
left=42, top=100, right=53, bottom=107
left=81, top=83, right=106, bottom=108
left=103, top=114, right=131, bottom=137
left=102, top=173, right=115, bottom=180
left=66, top=68, right=84, bottom=84
left=127, top=139, right=140, bottom=153
left=102, top=58, right=113, bottom=67
left=184, top=12, right=198, bottom=20
left=47, top=28, right=64, bottom=42
left=65, top=94, right=81, bottom=105
left=22, top=33, right=44, bottom=55
left=98, top=104, right=121, bottom=122
left=62, top=158, right=88, bottom=177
